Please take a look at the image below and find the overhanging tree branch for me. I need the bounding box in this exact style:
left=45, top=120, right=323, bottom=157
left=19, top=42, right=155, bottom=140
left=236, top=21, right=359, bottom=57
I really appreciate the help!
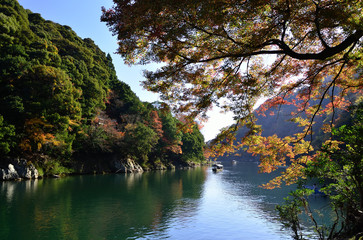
left=184, top=30, right=362, bottom=64
left=265, top=30, right=363, bottom=60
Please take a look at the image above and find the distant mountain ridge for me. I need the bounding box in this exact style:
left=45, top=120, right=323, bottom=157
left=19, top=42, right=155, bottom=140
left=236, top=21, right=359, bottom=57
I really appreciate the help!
left=219, top=92, right=354, bottom=161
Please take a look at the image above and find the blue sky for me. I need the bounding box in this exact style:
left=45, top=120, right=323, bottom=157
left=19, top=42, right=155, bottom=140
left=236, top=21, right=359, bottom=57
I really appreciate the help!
left=18, top=0, right=234, bottom=141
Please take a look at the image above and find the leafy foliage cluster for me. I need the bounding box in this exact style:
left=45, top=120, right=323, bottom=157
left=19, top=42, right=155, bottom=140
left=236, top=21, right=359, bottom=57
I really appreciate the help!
left=277, top=102, right=363, bottom=240
left=0, top=0, right=205, bottom=172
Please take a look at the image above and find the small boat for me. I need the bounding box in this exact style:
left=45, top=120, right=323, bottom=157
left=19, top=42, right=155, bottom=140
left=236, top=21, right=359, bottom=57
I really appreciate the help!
left=212, top=163, right=223, bottom=172
left=232, top=160, right=237, bottom=165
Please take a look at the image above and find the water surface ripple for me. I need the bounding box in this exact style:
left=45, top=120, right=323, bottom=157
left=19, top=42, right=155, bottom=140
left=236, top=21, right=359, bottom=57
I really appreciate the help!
left=0, top=162, right=320, bottom=239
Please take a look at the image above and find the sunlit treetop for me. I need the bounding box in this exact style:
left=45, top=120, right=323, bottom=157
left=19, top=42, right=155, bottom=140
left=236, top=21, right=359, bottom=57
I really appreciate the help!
left=101, top=0, right=363, bottom=150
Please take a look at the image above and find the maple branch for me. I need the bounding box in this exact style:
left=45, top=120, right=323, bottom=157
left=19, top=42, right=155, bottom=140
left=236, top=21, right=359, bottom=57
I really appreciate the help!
left=313, top=1, right=330, bottom=49
left=186, top=21, right=243, bottom=46
left=197, top=59, right=245, bottom=110
left=182, top=30, right=362, bottom=64
left=301, top=60, right=347, bottom=140
left=265, top=30, right=363, bottom=60
left=222, top=26, right=241, bottom=46
left=267, top=32, right=310, bottom=76
left=280, top=0, right=291, bottom=42
left=330, top=79, right=336, bottom=137
left=189, top=50, right=285, bottom=63
left=274, top=58, right=343, bottom=116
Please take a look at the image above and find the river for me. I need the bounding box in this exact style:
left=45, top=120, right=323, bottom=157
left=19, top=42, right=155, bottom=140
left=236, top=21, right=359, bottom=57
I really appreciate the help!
left=0, top=161, right=330, bottom=239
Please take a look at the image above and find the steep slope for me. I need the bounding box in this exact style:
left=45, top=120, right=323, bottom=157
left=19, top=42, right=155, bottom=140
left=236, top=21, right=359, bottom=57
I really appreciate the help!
left=0, top=1, right=206, bottom=177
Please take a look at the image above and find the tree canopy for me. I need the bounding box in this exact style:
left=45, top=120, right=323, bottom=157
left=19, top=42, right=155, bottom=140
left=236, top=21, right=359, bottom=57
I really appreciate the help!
left=102, top=0, right=362, bottom=119
left=0, top=0, right=206, bottom=173
left=102, top=0, right=363, bottom=182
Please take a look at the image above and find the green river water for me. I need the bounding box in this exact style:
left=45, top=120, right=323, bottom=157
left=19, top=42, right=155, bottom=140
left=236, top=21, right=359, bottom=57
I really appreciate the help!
left=0, top=161, right=331, bottom=239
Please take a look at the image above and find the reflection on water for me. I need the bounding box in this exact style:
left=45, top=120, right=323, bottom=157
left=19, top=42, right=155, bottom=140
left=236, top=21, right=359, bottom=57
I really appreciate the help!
left=1, top=179, right=40, bottom=203
left=0, top=168, right=206, bottom=240
left=0, top=162, right=330, bottom=239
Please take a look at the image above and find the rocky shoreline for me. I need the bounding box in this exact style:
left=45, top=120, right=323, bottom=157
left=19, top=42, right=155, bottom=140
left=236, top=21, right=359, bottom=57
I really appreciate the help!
left=0, top=158, right=39, bottom=181
left=0, top=157, right=204, bottom=181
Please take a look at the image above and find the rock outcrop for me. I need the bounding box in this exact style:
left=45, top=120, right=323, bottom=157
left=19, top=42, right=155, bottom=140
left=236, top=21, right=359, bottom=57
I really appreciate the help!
left=113, top=158, right=144, bottom=173
left=0, top=159, right=39, bottom=181
left=73, top=154, right=144, bottom=174
left=13, top=159, right=39, bottom=179
left=0, top=164, right=19, bottom=180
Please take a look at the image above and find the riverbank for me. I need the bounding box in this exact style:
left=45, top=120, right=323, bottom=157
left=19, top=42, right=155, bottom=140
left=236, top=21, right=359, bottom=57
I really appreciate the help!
left=0, top=162, right=296, bottom=240
left=0, top=156, right=208, bottom=181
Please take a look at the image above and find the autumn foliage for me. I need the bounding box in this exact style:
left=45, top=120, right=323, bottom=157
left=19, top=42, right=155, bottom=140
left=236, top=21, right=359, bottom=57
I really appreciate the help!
left=102, top=0, right=363, bottom=187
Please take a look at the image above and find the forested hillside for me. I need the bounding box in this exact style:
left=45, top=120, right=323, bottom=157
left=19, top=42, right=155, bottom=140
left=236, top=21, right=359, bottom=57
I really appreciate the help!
left=0, top=0, right=205, bottom=176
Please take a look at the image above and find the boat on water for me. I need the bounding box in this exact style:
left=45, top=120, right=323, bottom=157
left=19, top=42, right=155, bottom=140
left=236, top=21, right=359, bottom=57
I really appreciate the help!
left=232, top=160, right=237, bottom=165
left=212, top=163, right=223, bottom=172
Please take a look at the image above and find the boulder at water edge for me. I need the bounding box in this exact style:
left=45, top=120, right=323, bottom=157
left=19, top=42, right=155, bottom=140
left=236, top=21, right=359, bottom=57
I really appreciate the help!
left=0, top=164, right=20, bottom=180
left=13, top=159, right=39, bottom=179
left=0, top=159, right=39, bottom=181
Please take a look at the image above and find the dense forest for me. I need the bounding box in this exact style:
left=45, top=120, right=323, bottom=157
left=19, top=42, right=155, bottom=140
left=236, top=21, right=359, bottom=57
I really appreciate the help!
left=0, top=0, right=205, bottom=176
